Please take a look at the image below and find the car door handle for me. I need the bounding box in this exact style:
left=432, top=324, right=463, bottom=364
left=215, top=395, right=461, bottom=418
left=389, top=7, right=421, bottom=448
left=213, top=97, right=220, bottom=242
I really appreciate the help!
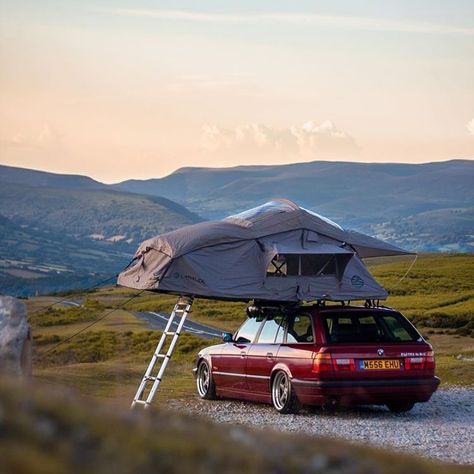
left=240, top=351, right=246, bottom=358
left=266, top=352, right=274, bottom=359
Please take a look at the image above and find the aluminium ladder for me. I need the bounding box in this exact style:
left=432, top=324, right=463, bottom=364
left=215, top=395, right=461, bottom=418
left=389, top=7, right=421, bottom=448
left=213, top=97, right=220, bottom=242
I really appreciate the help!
left=131, top=295, right=194, bottom=408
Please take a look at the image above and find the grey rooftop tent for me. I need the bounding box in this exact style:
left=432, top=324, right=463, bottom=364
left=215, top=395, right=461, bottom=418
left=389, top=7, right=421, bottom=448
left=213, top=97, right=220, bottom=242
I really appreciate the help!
left=118, top=199, right=412, bottom=302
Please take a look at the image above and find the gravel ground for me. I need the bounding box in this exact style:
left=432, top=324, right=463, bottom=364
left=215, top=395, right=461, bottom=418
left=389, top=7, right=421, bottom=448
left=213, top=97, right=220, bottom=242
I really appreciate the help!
left=170, top=387, right=474, bottom=465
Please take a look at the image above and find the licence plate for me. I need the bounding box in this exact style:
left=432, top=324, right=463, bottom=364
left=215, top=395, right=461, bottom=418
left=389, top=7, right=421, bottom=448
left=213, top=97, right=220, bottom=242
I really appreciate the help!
left=359, top=359, right=400, bottom=370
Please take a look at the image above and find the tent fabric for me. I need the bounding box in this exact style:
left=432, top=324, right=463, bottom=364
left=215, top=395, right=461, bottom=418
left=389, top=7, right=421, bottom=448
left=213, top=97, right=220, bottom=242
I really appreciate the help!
left=118, top=199, right=413, bottom=302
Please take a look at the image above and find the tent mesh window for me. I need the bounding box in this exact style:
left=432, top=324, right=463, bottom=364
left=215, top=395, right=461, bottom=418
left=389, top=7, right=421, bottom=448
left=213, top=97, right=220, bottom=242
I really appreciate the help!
left=267, top=254, right=337, bottom=277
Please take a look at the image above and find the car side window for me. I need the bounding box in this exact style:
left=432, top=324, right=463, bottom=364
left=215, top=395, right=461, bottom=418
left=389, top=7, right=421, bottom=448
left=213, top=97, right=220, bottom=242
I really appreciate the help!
left=257, top=315, right=285, bottom=344
left=382, top=314, right=417, bottom=342
left=234, top=318, right=263, bottom=343
left=286, top=314, right=314, bottom=343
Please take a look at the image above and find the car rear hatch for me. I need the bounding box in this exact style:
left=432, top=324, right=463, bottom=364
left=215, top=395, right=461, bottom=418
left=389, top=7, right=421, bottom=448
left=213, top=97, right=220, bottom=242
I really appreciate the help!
left=313, top=308, right=435, bottom=381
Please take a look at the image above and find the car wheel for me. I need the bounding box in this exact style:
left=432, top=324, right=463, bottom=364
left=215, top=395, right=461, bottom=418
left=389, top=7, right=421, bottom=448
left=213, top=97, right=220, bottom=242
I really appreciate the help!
left=271, top=371, right=301, bottom=414
left=196, top=360, right=217, bottom=400
left=386, top=402, right=415, bottom=413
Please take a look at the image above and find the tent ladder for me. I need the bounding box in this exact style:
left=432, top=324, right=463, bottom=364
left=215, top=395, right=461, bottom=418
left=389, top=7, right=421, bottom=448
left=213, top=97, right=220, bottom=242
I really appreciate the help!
left=131, top=295, right=194, bottom=409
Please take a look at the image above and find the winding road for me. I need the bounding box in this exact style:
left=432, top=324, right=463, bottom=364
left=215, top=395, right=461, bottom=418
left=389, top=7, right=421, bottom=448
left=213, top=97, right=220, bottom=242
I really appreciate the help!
left=134, top=311, right=224, bottom=339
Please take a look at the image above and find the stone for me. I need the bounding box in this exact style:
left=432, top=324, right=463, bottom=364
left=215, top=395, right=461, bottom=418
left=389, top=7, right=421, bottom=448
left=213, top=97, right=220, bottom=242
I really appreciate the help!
left=0, top=296, right=31, bottom=378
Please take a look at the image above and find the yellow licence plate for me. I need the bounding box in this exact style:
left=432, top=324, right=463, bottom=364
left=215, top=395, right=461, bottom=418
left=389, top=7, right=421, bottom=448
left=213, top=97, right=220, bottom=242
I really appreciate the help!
left=360, top=359, right=400, bottom=370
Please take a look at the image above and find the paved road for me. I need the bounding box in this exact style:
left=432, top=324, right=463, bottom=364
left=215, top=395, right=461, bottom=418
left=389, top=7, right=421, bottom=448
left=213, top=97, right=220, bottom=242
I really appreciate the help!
left=134, top=311, right=224, bottom=340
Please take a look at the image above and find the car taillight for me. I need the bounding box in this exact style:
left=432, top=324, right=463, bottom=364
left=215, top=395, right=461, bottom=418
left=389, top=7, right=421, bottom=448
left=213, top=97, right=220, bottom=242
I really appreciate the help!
left=405, top=351, right=435, bottom=370
left=405, top=357, right=424, bottom=370
left=425, top=350, right=436, bottom=370
left=333, top=358, right=355, bottom=372
left=312, top=353, right=356, bottom=373
left=312, top=352, right=333, bottom=373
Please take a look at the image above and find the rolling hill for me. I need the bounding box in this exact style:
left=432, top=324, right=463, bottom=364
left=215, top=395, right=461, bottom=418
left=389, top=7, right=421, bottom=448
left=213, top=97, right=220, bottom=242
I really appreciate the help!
left=0, top=164, right=106, bottom=189
left=0, top=182, right=198, bottom=241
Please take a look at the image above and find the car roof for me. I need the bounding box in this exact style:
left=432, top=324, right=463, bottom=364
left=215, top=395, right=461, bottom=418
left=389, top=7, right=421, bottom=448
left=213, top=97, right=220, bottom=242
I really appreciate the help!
left=314, top=305, right=397, bottom=314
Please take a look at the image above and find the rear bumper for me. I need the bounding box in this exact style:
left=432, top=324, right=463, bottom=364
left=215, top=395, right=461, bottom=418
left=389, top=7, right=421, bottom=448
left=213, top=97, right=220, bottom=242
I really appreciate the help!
left=292, top=376, right=440, bottom=406
left=293, top=376, right=440, bottom=389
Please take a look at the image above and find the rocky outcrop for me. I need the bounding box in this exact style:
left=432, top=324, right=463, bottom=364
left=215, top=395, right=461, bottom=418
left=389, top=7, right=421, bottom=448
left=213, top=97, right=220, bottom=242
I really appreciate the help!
left=0, top=296, right=31, bottom=377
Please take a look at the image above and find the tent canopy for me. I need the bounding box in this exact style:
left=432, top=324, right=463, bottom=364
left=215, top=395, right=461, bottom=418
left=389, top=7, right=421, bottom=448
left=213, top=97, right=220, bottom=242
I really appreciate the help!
left=118, top=199, right=413, bottom=302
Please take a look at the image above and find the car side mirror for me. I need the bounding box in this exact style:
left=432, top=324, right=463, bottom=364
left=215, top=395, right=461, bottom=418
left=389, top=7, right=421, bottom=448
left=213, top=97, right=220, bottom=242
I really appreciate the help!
left=222, top=332, right=233, bottom=343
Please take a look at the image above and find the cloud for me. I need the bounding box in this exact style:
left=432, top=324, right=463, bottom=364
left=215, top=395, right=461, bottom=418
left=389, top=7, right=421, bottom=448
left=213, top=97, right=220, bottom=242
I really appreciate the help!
left=1, top=124, right=63, bottom=148
left=36, top=124, right=61, bottom=145
left=110, top=9, right=474, bottom=36
left=200, top=121, right=357, bottom=156
left=467, top=118, right=474, bottom=135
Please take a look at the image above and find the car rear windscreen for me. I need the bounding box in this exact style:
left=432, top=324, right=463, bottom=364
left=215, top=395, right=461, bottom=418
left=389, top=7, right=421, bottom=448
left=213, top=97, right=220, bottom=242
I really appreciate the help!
left=322, top=311, right=420, bottom=343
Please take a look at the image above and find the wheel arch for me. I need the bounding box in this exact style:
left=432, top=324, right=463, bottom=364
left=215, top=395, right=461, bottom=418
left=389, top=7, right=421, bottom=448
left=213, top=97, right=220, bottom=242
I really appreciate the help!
left=197, top=353, right=213, bottom=369
left=269, top=363, right=293, bottom=389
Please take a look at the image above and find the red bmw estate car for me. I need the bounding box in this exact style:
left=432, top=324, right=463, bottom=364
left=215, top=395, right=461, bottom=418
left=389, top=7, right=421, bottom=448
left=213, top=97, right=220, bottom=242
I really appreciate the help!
left=193, top=304, right=440, bottom=414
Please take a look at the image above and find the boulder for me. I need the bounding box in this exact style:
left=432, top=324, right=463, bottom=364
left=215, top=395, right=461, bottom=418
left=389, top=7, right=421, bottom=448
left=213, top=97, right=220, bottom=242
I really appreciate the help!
left=0, top=296, right=31, bottom=378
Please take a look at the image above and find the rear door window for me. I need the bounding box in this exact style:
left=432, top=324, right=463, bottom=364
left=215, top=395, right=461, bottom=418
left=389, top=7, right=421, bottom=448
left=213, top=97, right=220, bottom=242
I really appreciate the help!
left=323, top=311, right=419, bottom=343
left=286, top=314, right=314, bottom=343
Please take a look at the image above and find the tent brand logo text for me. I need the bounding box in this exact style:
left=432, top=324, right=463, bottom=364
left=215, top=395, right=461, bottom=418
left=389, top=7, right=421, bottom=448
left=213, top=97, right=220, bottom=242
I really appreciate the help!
left=351, top=275, right=364, bottom=288
left=172, top=272, right=205, bottom=286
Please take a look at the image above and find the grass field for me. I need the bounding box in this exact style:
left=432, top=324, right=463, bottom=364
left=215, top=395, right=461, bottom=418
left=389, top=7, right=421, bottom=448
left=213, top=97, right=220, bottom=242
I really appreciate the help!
left=27, top=253, right=474, bottom=409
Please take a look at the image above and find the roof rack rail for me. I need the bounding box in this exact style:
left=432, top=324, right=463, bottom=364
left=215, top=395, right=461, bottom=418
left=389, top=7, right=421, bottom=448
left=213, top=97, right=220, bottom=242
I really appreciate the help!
left=364, top=299, right=381, bottom=308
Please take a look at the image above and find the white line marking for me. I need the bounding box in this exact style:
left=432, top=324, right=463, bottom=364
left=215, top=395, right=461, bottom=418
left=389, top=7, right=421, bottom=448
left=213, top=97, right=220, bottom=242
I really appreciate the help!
left=63, top=301, right=80, bottom=307
left=147, top=312, right=221, bottom=337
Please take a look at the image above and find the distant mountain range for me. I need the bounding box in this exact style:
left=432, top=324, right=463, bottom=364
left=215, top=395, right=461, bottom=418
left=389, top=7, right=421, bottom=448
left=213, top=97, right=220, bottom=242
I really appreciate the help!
left=1, top=159, right=473, bottom=294
left=113, top=159, right=473, bottom=219
left=112, top=159, right=474, bottom=252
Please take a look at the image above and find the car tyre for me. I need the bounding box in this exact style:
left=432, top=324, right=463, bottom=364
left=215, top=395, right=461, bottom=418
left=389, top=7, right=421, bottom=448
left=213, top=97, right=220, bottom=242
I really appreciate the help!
left=196, top=360, right=217, bottom=400
left=386, top=402, right=415, bottom=413
left=271, top=371, right=301, bottom=414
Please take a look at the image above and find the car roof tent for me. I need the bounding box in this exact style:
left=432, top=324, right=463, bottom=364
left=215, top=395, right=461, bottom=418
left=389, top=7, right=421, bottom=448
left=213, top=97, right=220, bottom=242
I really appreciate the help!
left=118, top=199, right=413, bottom=303
left=124, top=199, right=414, bottom=408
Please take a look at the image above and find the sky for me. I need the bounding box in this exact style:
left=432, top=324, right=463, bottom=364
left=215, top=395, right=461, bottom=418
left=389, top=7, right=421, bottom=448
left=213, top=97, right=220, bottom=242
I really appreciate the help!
left=0, top=0, right=473, bottom=183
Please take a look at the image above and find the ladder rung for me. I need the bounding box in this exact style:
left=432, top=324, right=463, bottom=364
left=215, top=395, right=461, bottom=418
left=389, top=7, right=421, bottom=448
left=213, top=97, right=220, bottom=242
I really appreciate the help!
left=145, top=376, right=158, bottom=382
left=154, top=353, right=166, bottom=358
left=165, top=331, right=177, bottom=336
left=133, top=400, right=147, bottom=406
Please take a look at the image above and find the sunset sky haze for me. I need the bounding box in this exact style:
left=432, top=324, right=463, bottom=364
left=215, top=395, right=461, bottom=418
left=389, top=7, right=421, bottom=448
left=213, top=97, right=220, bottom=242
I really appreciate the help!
left=1, top=0, right=473, bottom=182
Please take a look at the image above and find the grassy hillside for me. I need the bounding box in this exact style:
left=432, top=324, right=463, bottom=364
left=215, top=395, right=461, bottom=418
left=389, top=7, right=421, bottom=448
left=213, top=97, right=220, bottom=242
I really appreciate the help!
left=1, top=380, right=468, bottom=474
left=0, top=182, right=199, bottom=240
left=370, top=254, right=474, bottom=331
left=371, top=208, right=474, bottom=252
